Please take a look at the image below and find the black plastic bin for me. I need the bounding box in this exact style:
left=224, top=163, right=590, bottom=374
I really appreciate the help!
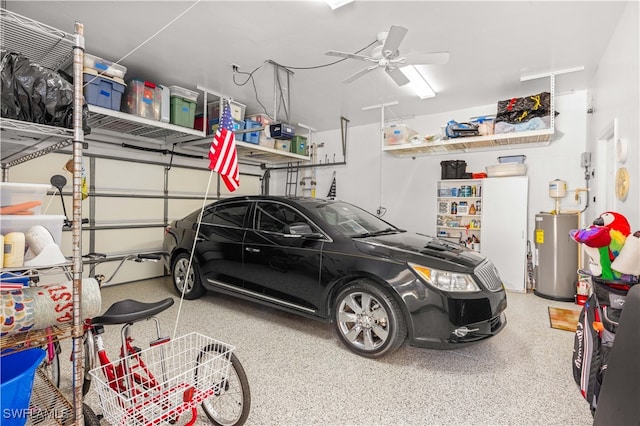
left=440, top=160, right=467, bottom=179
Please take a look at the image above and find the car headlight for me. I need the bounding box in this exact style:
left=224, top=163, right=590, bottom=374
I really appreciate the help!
left=409, top=263, right=480, bottom=292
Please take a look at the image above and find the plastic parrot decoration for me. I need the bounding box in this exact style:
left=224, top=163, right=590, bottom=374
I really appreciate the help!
left=570, top=211, right=631, bottom=280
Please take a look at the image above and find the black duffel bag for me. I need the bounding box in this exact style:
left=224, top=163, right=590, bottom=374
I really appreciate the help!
left=495, top=91, right=551, bottom=124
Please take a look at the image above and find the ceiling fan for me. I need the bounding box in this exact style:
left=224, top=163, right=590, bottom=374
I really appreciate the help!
left=325, top=25, right=449, bottom=86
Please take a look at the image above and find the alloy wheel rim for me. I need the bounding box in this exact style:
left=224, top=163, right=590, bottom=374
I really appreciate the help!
left=337, top=291, right=390, bottom=351
left=175, top=257, right=194, bottom=293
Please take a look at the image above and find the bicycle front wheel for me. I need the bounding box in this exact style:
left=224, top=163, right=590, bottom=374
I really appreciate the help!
left=198, top=346, right=251, bottom=426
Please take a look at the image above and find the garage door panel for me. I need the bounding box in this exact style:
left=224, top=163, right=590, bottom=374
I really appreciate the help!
left=95, top=158, right=164, bottom=193
left=94, top=197, right=164, bottom=223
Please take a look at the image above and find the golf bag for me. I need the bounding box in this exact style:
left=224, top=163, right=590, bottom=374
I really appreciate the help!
left=572, top=276, right=636, bottom=414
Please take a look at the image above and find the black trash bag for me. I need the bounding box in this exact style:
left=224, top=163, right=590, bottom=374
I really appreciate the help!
left=495, top=91, right=551, bottom=124
left=1, top=49, right=91, bottom=134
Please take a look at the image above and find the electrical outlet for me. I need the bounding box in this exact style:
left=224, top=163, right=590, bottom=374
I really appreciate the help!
left=231, top=63, right=239, bottom=72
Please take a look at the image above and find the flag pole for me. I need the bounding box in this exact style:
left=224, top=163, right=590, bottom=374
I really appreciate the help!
left=172, top=168, right=215, bottom=339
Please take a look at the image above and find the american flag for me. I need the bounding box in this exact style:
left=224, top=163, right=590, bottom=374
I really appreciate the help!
left=327, top=171, right=336, bottom=199
left=209, top=100, right=239, bottom=192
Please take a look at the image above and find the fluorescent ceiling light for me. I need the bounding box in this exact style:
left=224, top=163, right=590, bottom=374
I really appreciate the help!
left=400, top=66, right=436, bottom=99
left=324, top=0, right=354, bottom=10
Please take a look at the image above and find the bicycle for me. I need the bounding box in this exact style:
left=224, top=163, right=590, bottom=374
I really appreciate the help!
left=80, top=253, right=251, bottom=425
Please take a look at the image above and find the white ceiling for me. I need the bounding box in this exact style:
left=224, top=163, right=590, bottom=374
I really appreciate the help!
left=5, top=1, right=628, bottom=132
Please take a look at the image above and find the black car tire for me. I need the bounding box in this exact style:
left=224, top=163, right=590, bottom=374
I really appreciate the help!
left=334, top=279, right=407, bottom=358
left=172, top=252, right=205, bottom=300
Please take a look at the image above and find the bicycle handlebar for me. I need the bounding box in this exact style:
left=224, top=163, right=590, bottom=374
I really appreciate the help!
left=94, top=253, right=162, bottom=286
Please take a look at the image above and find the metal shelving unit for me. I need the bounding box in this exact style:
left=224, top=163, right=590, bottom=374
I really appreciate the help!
left=0, top=7, right=78, bottom=170
left=0, top=7, right=85, bottom=425
left=86, top=104, right=205, bottom=143
left=175, top=87, right=311, bottom=165
left=383, top=75, right=557, bottom=158
left=383, top=128, right=554, bottom=158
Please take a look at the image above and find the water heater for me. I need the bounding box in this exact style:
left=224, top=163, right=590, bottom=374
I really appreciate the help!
left=534, top=213, right=579, bottom=301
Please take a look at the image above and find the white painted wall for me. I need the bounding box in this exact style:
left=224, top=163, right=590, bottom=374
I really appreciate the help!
left=271, top=91, right=589, bottom=249
left=588, top=0, right=639, bottom=228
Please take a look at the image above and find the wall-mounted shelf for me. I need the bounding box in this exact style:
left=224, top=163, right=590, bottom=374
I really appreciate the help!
left=85, top=106, right=311, bottom=164
left=235, top=141, right=310, bottom=164
left=384, top=128, right=554, bottom=158
left=180, top=137, right=311, bottom=165
left=0, top=118, right=74, bottom=166
left=86, top=105, right=206, bottom=143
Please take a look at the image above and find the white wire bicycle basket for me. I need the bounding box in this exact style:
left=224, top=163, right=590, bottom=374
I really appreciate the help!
left=89, top=332, right=234, bottom=425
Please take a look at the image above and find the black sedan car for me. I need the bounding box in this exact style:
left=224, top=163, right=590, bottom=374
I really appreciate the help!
left=163, top=195, right=507, bottom=358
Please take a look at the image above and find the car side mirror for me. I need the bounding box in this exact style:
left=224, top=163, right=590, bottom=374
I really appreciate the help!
left=284, top=223, right=323, bottom=239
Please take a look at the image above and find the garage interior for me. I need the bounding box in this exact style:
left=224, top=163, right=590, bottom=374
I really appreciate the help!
left=1, top=1, right=639, bottom=425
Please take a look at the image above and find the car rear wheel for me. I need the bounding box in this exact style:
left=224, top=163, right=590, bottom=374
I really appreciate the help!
left=172, top=252, right=205, bottom=299
left=334, top=279, right=407, bottom=358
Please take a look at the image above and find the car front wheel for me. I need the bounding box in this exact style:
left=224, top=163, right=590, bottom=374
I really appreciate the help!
left=334, top=279, right=407, bottom=358
left=172, top=252, right=205, bottom=299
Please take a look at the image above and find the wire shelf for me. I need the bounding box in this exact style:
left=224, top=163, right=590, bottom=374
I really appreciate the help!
left=90, top=332, right=234, bottom=426
left=383, top=128, right=554, bottom=157
left=0, top=324, right=73, bottom=355
left=27, top=369, right=74, bottom=426
left=0, top=8, right=75, bottom=71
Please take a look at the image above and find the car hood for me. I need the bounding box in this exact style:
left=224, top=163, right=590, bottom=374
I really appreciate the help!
left=353, top=232, right=485, bottom=269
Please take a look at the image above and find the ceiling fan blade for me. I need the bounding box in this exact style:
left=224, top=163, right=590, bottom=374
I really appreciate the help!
left=382, top=25, right=408, bottom=57
left=343, top=66, right=376, bottom=84
left=405, top=51, right=450, bottom=65
left=385, top=67, right=410, bottom=86
left=325, top=50, right=371, bottom=61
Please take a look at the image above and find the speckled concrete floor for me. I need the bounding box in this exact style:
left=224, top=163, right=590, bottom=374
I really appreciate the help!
left=60, top=276, right=593, bottom=425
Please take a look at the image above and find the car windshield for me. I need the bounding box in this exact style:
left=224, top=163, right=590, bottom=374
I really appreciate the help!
left=312, top=201, right=402, bottom=237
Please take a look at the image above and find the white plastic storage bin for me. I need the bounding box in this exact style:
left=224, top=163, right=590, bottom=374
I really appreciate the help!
left=245, top=113, right=272, bottom=126
left=383, top=124, right=417, bottom=145
left=486, top=163, right=527, bottom=177
left=208, top=99, right=246, bottom=122
left=274, top=140, right=291, bottom=151
left=169, top=86, right=198, bottom=103
left=84, top=53, right=127, bottom=79
left=0, top=215, right=65, bottom=246
left=0, top=182, right=51, bottom=215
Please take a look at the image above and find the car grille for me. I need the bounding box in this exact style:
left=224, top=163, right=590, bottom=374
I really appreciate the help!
left=474, top=261, right=503, bottom=292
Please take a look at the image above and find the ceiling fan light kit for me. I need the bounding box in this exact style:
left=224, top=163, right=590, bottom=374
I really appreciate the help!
left=400, top=65, right=436, bottom=99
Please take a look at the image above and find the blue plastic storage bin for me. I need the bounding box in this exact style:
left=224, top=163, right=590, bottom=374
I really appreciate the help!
left=1, top=348, right=46, bottom=426
left=83, top=73, right=125, bottom=111
left=243, top=120, right=261, bottom=144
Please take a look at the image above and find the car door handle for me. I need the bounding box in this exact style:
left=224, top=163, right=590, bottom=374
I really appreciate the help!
left=245, top=247, right=260, bottom=253
left=196, top=237, right=205, bottom=242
